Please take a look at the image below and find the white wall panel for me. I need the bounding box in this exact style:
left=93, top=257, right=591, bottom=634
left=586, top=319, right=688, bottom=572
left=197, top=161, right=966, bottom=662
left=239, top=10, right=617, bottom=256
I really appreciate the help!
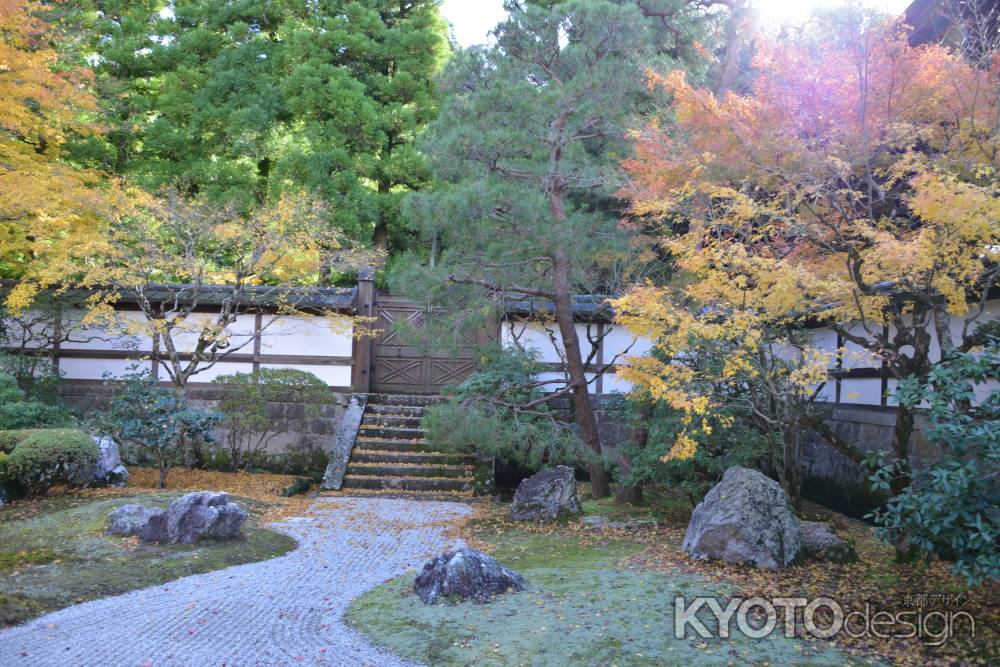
left=260, top=314, right=353, bottom=357
left=60, top=357, right=146, bottom=380
left=840, top=378, right=883, bottom=405
left=602, top=372, right=634, bottom=394
left=60, top=309, right=149, bottom=352
left=168, top=313, right=256, bottom=355
left=842, top=323, right=882, bottom=369
left=259, top=362, right=352, bottom=387
left=186, top=361, right=252, bottom=382
left=602, top=325, right=652, bottom=361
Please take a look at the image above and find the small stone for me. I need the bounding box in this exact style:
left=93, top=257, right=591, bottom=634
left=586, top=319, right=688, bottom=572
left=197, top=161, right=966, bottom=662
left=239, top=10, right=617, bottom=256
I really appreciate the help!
left=582, top=515, right=610, bottom=529
left=91, top=436, right=129, bottom=488
left=799, top=521, right=857, bottom=563
left=414, top=547, right=526, bottom=604
left=607, top=517, right=658, bottom=531
left=510, top=466, right=582, bottom=521
left=106, top=505, right=164, bottom=537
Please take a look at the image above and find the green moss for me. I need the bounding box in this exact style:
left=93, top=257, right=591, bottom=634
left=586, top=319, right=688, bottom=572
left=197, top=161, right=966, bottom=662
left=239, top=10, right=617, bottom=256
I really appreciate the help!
left=0, top=548, right=58, bottom=571
left=6, top=429, right=98, bottom=494
left=347, top=527, right=875, bottom=666
left=0, top=429, right=36, bottom=454
left=0, top=493, right=296, bottom=627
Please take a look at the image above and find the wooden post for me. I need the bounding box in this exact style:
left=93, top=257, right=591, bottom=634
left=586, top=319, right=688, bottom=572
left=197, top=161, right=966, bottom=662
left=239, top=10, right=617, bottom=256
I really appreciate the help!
left=252, top=313, right=263, bottom=374
left=352, top=267, right=376, bottom=393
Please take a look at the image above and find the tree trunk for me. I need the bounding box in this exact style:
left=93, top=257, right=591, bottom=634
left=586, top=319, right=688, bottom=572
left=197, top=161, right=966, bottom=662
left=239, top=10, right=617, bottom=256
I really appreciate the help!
left=890, top=404, right=915, bottom=561
left=551, top=251, right=610, bottom=498
left=616, top=400, right=653, bottom=505
left=373, top=179, right=391, bottom=250
left=158, top=456, right=168, bottom=490
left=716, top=1, right=748, bottom=97
left=615, top=483, right=643, bottom=505
left=781, top=426, right=803, bottom=511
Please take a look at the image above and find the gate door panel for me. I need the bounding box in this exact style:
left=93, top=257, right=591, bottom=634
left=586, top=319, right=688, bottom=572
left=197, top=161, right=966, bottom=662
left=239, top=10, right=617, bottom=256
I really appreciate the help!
left=372, top=297, right=479, bottom=394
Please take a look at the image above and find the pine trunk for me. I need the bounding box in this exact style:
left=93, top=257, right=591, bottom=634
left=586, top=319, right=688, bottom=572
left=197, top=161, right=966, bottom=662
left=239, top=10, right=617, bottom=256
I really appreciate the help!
left=552, top=251, right=610, bottom=498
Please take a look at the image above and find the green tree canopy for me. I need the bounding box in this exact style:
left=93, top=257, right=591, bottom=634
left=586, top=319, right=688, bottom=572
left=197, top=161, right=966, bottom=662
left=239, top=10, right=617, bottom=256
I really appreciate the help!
left=72, top=0, right=449, bottom=253
left=394, top=0, right=708, bottom=497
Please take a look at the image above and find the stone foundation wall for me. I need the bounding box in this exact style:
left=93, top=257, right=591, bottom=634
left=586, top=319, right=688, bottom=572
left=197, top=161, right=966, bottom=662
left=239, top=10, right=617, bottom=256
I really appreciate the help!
left=60, top=381, right=350, bottom=455
left=802, top=403, right=936, bottom=488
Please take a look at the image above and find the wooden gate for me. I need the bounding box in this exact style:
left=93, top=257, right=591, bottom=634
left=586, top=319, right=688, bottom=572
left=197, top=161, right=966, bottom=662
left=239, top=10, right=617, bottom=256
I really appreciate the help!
left=370, top=296, right=478, bottom=394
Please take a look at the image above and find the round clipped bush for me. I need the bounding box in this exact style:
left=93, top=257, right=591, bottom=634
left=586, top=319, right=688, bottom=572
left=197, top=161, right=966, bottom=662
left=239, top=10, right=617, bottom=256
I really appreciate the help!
left=5, top=429, right=99, bottom=495
left=0, top=429, right=38, bottom=453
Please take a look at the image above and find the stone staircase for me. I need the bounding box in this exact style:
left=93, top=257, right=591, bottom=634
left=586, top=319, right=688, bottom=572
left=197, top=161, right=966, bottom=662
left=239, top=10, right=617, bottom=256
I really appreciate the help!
left=341, top=394, right=476, bottom=493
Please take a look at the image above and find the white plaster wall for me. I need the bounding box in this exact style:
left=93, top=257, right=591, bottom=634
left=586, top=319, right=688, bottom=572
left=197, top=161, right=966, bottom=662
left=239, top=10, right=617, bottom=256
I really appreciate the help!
left=259, top=362, right=352, bottom=387
left=167, top=313, right=256, bottom=355
left=259, top=314, right=353, bottom=357
left=840, top=377, right=884, bottom=406
left=60, top=357, right=147, bottom=380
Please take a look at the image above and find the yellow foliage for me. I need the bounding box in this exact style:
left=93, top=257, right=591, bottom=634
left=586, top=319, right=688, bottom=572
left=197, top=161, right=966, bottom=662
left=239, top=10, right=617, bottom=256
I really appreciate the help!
left=615, top=21, right=999, bottom=459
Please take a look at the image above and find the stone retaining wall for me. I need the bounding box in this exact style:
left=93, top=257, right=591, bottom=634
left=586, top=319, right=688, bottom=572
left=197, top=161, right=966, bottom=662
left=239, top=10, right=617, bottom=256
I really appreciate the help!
left=60, top=381, right=350, bottom=455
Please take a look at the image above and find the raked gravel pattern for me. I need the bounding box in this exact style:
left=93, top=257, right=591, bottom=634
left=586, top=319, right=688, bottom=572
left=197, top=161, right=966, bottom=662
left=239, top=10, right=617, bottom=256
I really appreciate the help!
left=0, top=496, right=473, bottom=667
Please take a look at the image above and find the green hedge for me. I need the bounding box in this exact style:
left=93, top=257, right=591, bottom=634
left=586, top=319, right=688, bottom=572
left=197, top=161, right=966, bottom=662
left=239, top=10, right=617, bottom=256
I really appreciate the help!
left=0, top=429, right=38, bottom=454
left=4, top=429, right=99, bottom=495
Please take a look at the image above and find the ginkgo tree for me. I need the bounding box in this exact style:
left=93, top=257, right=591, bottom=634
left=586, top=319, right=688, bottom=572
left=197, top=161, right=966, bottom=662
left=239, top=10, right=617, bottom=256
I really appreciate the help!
left=0, top=0, right=131, bottom=309
left=613, top=11, right=999, bottom=525
left=91, top=190, right=356, bottom=389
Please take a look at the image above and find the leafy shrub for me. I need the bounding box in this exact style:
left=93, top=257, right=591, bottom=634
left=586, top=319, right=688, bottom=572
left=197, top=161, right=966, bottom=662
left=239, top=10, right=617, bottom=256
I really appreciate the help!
left=5, top=429, right=98, bottom=495
left=423, top=346, right=583, bottom=469
left=620, top=401, right=767, bottom=507
left=101, top=371, right=221, bottom=488
left=867, top=327, right=1000, bottom=584
left=0, top=429, right=35, bottom=453
left=0, top=373, right=72, bottom=430
left=211, top=368, right=331, bottom=471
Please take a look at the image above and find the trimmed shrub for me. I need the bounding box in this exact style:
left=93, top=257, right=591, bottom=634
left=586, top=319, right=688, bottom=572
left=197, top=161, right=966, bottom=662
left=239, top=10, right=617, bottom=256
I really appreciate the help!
left=5, top=429, right=99, bottom=495
left=0, top=372, right=73, bottom=430
left=0, top=429, right=35, bottom=453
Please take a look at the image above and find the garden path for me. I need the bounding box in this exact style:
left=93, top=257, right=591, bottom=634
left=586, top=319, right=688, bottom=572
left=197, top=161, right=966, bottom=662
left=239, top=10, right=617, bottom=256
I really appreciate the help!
left=0, top=496, right=472, bottom=666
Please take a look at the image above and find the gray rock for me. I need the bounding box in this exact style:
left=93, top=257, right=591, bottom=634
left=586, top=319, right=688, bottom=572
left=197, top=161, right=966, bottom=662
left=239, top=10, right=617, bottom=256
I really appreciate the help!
left=582, top=515, right=610, bottom=529
left=414, top=547, right=526, bottom=604
left=105, top=505, right=164, bottom=537
left=682, top=466, right=801, bottom=569
left=207, top=503, right=249, bottom=540
left=166, top=491, right=246, bottom=544
left=109, top=491, right=247, bottom=545
left=582, top=515, right=659, bottom=531
left=510, top=466, right=582, bottom=521
left=799, top=521, right=856, bottom=563
left=139, top=512, right=169, bottom=544
left=322, top=393, right=367, bottom=490
left=92, top=436, right=129, bottom=487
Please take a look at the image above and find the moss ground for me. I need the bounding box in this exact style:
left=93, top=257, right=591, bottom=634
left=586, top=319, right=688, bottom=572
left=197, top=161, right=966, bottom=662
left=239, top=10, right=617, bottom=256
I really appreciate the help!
left=0, top=492, right=296, bottom=627
left=346, top=503, right=873, bottom=667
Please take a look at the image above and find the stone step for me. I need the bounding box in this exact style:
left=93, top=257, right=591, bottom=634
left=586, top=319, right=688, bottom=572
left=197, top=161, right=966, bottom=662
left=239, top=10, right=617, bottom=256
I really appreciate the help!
left=367, top=393, right=444, bottom=407
left=352, top=449, right=474, bottom=465
left=357, top=425, right=426, bottom=440
left=354, top=437, right=438, bottom=453
left=345, top=462, right=472, bottom=478
left=365, top=404, right=427, bottom=417
left=361, top=414, right=423, bottom=429
left=341, top=474, right=473, bottom=493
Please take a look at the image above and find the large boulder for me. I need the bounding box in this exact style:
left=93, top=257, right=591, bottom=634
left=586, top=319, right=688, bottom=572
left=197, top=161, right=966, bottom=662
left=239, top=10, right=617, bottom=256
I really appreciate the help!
left=105, top=504, right=163, bottom=537
left=92, top=436, right=129, bottom=487
left=799, top=521, right=856, bottom=563
left=682, top=466, right=801, bottom=569
left=510, top=465, right=582, bottom=521
left=414, top=547, right=526, bottom=604
left=106, top=491, right=248, bottom=545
